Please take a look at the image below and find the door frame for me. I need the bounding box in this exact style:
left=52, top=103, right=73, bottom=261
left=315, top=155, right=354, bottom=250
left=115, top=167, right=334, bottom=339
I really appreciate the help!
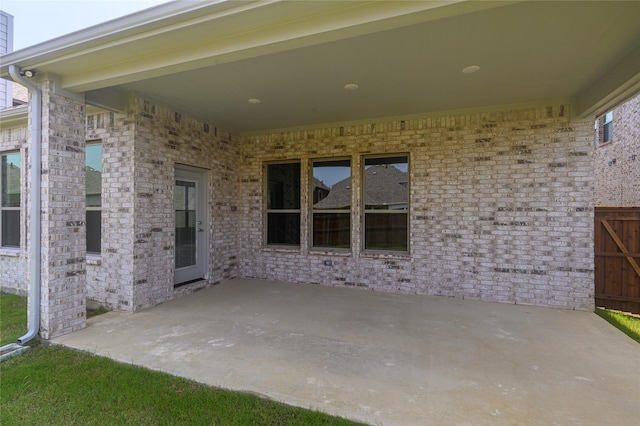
left=174, top=164, right=209, bottom=285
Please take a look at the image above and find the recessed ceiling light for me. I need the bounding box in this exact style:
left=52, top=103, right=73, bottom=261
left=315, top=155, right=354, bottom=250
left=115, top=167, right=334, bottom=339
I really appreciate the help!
left=248, top=98, right=261, bottom=104
left=462, top=65, right=480, bottom=74
left=344, top=83, right=359, bottom=91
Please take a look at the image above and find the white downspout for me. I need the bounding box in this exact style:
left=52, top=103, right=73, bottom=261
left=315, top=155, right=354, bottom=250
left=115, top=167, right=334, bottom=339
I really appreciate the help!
left=9, top=65, right=41, bottom=345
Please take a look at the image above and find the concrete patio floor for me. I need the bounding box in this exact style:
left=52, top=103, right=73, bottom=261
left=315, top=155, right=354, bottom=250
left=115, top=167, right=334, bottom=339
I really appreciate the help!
left=54, top=278, right=639, bottom=425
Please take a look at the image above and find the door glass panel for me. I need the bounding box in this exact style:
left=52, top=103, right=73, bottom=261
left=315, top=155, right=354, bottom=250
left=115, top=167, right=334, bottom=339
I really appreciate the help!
left=175, top=179, right=197, bottom=269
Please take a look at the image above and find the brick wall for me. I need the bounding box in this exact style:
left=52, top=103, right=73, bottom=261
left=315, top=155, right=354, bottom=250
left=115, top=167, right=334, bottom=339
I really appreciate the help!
left=2, top=99, right=597, bottom=314
left=85, top=110, right=136, bottom=310
left=128, top=98, right=239, bottom=310
left=3, top=96, right=240, bottom=314
left=39, top=81, right=87, bottom=338
left=239, top=104, right=595, bottom=309
left=594, top=95, right=640, bottom=207
left=85, top=98, right=242, bottom=311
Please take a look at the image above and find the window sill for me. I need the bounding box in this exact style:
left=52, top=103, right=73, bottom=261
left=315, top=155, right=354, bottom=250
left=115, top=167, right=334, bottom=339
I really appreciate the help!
left=262, top=245, right=301, bottom=253
left=86, top=254, right=102, bottom=266
left=0, top=247, right=20, bottom=258
left=361, top=251, right=410, bottom=260
left=597, top=140, right=613, bottom=148
left=309, top=249, right=352, bottom=257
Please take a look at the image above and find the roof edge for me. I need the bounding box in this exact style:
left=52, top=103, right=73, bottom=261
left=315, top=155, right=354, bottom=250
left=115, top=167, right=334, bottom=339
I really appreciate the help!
left=0, top=105, right=28, bottom=129
left=576, top=41, right=640, bottom=119
left=0, top=0, right=257, bottom=79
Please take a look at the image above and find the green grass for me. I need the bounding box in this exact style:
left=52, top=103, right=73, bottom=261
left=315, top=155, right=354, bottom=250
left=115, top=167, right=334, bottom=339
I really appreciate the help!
left=0, top=293, right=364, bottom=426
left=0, top=292, right=28, bottom=346
left=595, top=308, right=640, bottom=344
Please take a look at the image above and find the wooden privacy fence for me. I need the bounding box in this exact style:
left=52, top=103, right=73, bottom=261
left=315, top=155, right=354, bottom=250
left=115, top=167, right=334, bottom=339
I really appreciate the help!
left=594, top=207, right=640, bottom=314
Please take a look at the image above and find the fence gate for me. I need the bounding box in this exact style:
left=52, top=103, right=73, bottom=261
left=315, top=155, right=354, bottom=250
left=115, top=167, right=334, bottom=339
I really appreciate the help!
left=594, top=207, right=640, bottom=314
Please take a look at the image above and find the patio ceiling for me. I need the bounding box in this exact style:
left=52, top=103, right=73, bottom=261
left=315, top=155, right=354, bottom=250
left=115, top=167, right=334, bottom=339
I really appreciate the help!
left=2, top=0, right=640, bottom=134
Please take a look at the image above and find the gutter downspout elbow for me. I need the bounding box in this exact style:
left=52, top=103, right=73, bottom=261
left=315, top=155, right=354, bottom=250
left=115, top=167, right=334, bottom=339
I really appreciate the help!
left=9, top=65, right=41, bottom=345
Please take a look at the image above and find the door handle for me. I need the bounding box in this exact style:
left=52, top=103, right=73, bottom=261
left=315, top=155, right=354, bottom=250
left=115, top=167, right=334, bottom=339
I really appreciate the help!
left=198, top=228, right=204, bottom=233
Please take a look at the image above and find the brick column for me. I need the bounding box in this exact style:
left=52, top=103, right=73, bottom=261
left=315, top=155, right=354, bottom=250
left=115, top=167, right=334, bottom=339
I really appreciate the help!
left=38, top=80, right=87, bottom=339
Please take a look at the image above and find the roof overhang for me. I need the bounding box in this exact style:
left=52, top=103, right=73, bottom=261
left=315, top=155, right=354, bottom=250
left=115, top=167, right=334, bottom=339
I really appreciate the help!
left=0, top=104, right=28, bottom=129
left=1, top=0, right=639, bottom=133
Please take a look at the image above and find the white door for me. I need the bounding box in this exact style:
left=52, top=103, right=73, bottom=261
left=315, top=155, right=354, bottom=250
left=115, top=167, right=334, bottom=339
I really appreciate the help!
left=174, top=166, right=208, bottom=285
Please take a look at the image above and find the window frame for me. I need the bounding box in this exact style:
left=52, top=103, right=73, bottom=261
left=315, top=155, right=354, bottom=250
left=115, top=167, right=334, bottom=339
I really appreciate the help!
left=85, top=141, right=103, bottom=254
left=310, top=157, right=352, bottom=251
left=264, top=160, right=301, bottom=247
left=0, top=151, right=21, bottom=248
left=361, top=154, right=410, bottom=253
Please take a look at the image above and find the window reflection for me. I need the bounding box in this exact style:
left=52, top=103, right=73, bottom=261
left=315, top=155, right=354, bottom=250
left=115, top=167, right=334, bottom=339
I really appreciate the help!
left=364, top=156, right=409, bottom=251
left=175, top=180, right=197, bottom=268
left=312, top=159, right=351, bottom=248
left=268, top=163, right=300, bottom=210
left=86, top=143, right=103, bottom=253
left=364, top=156, right=408, bottom=210
left=1, top=152, right=20, bottom=208
left=1, top=152, right=21, bottom=247
left=267, top=162, right=301, bottom=245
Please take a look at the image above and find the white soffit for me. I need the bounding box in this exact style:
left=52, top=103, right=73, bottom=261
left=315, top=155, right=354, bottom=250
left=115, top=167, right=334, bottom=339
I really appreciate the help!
left=2, top=0, right=487, bottom=91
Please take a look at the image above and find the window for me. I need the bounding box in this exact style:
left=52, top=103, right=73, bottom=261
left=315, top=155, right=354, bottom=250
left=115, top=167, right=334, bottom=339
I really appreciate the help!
left=86, top=143, right=102, bottom=253
left=266, top=162, right=300, bottom=245
left=595, top=111, right=613, bottom=146
left=1, top=152, right=20, bottom=247
left=603, top=111, right=613, bottom=143
left=312, top=159, right=351, bottom=248
left=363, top=155, right=409, bottom=251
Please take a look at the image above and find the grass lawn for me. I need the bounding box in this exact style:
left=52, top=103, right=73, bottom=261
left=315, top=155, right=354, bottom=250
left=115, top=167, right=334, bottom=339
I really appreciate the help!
left=0, top=292, right=28, bottom=347
left=0, top=293, right=364, bottom=425
left=595, top=307, right=640, bottom=344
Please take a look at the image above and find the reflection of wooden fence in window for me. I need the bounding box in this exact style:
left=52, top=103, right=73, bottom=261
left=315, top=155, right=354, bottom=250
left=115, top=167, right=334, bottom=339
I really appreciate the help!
left=595, top=207, right=640, bottom=314
left=313, top=213, right=350, bottom=248
left=364, top=213, right=408, bottom=251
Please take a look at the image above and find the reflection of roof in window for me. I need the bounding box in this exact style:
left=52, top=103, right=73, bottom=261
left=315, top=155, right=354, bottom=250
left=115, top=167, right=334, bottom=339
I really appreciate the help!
left=5, top=163, right=21, bottom=195
left=314, top=164, right=407, bottom=209
left=86, top=166, right=102, bottom=195
left=6, top=165, right=102, bottom=197
left=313, top=177, right=329, bottom=191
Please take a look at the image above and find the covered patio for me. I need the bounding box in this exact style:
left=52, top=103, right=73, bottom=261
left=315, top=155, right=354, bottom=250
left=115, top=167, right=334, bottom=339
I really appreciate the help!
left=54, top=278, right=640, bottom=425
left=2, top=0, right=640, bottom=340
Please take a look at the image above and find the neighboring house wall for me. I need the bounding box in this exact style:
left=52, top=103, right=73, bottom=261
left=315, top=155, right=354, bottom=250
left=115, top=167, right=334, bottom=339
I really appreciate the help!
left=239, top=104, right=595, bottom=309
left=12, top=82, right=28, bottom=105
left=0, top=11, right=13, bottom=109
left=593, top=95, right=640, bottom=207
